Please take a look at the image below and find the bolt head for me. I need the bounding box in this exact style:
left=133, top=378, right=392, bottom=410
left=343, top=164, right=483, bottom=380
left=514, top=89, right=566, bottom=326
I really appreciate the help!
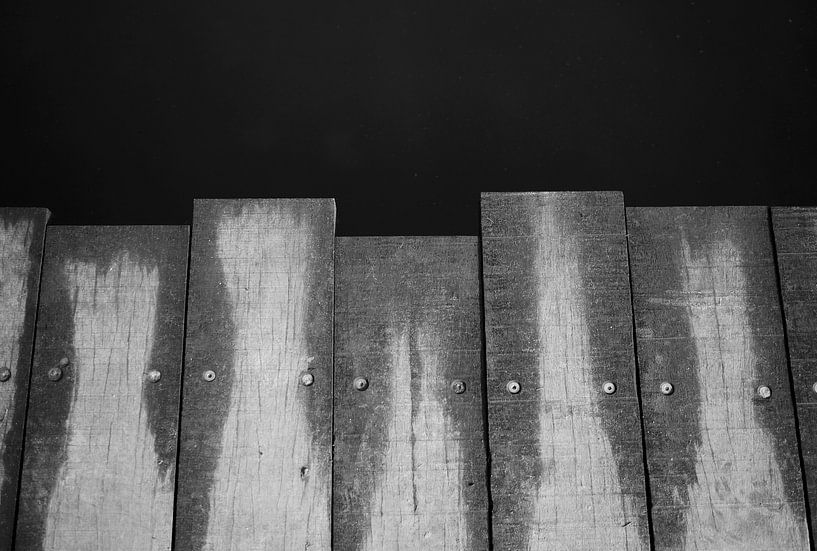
left=451, top=380, right=466, bottom=394
left=202, top=370, right=216, bottom=382
left=0, top=368, right=10, bottom=382
left=506, top=380, right=521, bottom=394
left=603, top=381, right=616, bottom=395
left=300, top=372, right=314, bottom=386
left=48, top=367, right=63, bottom=382
left=146, top=370, right=162, bottom=383
left=353, top=377, right=369, bottom=391
left=660, top=382, right=674, bottom=395
left=758, top=385, right=772, bottom=399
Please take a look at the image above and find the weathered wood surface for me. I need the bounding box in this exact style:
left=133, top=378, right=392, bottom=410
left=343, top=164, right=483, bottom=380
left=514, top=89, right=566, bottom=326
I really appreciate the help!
left=0, top=208, right=49, bottom=547
left=772, top=206, right=817, bottom=543
left=481, top=192, right=650, bottom=550
left=16, top=226, right=189, bottom=550
left=333, top=237, right=489, bottom=550
left=175, top=199, right=335, bottom=550
left=627, top=207, right=809, bottom=549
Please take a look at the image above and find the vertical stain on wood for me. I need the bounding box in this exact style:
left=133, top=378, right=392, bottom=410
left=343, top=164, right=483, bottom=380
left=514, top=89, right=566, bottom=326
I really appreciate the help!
left=481, top=192, right=650, bottom=550
left=176, top=199, right=335, bottom=550
left=771, top=206, right=817, bottom=543
left=333, top=237, right=488, bottom=550
left=16, top=226, right=189, bottom=551
left=0, top=208, right=48, bottom=547
left=628, top=207, right=809, bottom=549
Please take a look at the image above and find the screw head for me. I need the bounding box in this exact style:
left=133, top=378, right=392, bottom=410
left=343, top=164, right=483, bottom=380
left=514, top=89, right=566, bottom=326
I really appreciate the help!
left=506, top=380, right=521, bottom=394
left=353, top=377, right=369, bottom=391
left=0, top=368, right=10, bottom=382
left=812, top=382, right=817, bottom=394
left=202, top=370, right=216, bottom=382
left=48, top=367, right=63, bottom=381
left=660, top=382, right=674, bottom=395
left=146, top=370, right=162, bottom=383
left=300, top=372, right=314, bottom=386
left=603, top=381, right=617, bottom=395
left=451, top=380, right=466, bottom=394
left=758, top=385, right=772, bottom=399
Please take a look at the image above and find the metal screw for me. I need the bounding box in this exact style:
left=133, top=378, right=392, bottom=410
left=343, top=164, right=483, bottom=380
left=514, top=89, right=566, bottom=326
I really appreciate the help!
left=202, top=370, right=216, bottom=382
left=0, top=368, right=10, bottom=382
left=48, top=367, right=63, bottom=382
left=58, top=357, right=70, bottom=367
left=451, top=380, right=466, bottom=394
left=506, top=380, right=521, bottom=394
left=813, top=382, right=817, bottom=394
left=353, top=377, right=369, bottom=391
left=660, top=382, right=674, bottom=395
left=757, top=385, right=772, bottom=399
left=146, top=370, right=162, bottom=383
left=603, top=381, right=616, bottom=395
left=300, top=372, right=314, bottom=386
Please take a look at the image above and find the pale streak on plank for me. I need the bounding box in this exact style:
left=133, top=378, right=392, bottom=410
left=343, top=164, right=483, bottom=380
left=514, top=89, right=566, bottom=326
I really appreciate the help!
left=16, top=226, right=188, bottom=551
left=333, top=237, right=488, bottom=551
left=0, top=209, right=48, bottom=546
left=482, top=192, right=649, bottom=550
left=628, top=207, right=809, bottom=550
left=176, top=199, right=334, bottom=551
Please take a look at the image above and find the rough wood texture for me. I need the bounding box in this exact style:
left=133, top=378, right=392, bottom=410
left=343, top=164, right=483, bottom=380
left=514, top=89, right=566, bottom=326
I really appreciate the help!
left=175, top=199, right=335, bottom=551
left=0, top=208, right=49, bottom=547
left=481, top=192, right=650, bottom=550
left=628, top=207, right=809, bottom=550
left=772, top=206, right=817, bottom=543
left=333, top=237, right=489, bottom=550
left=16, top=226, right=189, bottom=550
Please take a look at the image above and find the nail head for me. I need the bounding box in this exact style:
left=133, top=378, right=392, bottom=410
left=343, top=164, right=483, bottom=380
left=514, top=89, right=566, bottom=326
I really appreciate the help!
left=300, top=372, right=314, bottom=386
left=660, top=382, right=674, bottom=395
left=0, top=368, right=10, bottom=382
left=354, top=377, right=369, bottom=391
left=506, top=380, right=521, bottom=394
left=603, top=381, right=616, bottom=395
left=813, top=382, right=817, bottom=394
left=48, top=367, right=63, bottom=382
left=758, top=385, right=772, bottom=399
left=203, top=370, right=216, bottom=382
left=146, top=370, right=162, bottom=383
left=451, top=380, right=466, bottom=394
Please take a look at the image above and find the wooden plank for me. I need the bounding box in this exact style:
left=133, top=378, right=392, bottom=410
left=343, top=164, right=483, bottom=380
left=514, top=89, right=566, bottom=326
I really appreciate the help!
left=175, top=199, right=335, bottom=550
left=771, top=206, right=817, bottom=543
left=0, top=208, right=49, bottom=547
left=627, top=206, right=810, bottom=549
left=16, top=225, right=189, bottom=550
left=333, top=237, right=489, bottom=550
left=481, top=192, right=650, bottom=550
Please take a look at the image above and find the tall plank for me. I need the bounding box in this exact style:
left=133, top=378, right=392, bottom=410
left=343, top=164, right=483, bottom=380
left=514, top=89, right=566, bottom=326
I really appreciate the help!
left=772, top=206, right=817, bottom=542
left=627, top=207, right=809, bottom=549
left=481, top=192, right=650, bottom=550
left=333, top=237, right=489, bottom=550
left=16, top=226, right=189, bottom=550
left=0, top=208, right=49, bottom=547
left=175, top=199, right=335, bottom=550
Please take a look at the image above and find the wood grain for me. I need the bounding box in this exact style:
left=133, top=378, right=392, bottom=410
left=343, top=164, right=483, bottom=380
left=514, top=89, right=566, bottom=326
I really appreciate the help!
left=627, top=207, right=809, bottom=550
left=16, top=226, right=189, bottom=550
left=481, top=192, right=650, bottom=550
left=333, top=237, right=488, bottom=550
left=0, top=208, right=49, bottom=547
left=771, top=206, right=817, bottom=543
left=175, top=199, right=335, bottom=551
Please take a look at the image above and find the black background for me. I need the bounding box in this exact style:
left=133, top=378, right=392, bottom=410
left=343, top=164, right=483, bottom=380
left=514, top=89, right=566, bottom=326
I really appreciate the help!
left=3, top=0, right=816, bottom=234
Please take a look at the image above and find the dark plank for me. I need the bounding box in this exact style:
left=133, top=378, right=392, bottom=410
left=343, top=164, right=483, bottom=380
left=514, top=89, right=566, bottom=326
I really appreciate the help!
left=175, top=199, right=335, bottom=550
left=481, top=192, right=650, bottom=550
left=16, top=225, right=189, bottom=550
left=628, top=206, right=809, bottom=549
left=0, top=208, right=49, bottom=547
left=772, top=206, right=817, bottom=542
left=333, top=237, right=488, bottom=550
